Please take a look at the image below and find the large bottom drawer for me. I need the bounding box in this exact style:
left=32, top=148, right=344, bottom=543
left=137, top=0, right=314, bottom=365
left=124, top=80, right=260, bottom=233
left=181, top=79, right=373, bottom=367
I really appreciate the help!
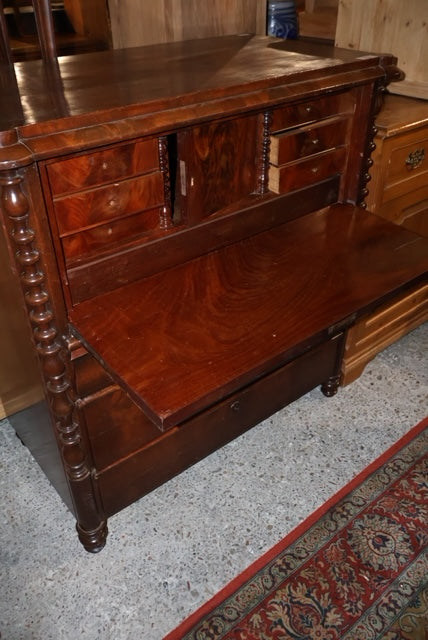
left=94, top=334, right=343, bottom=517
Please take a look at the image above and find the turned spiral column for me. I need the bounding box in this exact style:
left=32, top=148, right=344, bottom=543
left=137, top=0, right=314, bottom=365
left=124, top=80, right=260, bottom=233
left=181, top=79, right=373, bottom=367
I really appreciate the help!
left=0, top=166, right=108, bottom=552
left=357, top=60, right=404, bottom=207
left=158, top=135, right=173, bottom=228
left=357, top=81, right=382, bottom=208
left=256, top=110, right=273, bottom=195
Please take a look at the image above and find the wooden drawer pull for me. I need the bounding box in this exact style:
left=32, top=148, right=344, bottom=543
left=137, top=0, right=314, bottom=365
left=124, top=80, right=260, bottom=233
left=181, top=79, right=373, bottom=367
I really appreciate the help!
left=405, top=148, right=425, bottom=170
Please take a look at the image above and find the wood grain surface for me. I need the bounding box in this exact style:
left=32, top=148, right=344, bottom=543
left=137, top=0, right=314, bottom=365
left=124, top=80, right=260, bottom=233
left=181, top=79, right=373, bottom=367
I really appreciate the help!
left=0, top=36, right=384, bottom=137
left=70, top=204, right=428, bottom=430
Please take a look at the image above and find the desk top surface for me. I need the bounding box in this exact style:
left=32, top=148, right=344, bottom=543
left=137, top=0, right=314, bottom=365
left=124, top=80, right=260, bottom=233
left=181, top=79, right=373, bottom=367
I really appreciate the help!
left=1, top=35, right=387, bottom=140
left=69, top=205, right=428, bottom=430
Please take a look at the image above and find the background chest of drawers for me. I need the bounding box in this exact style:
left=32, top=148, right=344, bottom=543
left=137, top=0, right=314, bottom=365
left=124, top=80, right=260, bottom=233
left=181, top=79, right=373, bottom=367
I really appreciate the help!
left=341, top=94, right=428, bottom=385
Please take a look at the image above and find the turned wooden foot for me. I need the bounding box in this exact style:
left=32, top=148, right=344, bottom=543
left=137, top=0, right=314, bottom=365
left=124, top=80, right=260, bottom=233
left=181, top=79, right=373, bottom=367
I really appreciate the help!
left=321, top=374, right=340, bottom=397
left=76, top=520, right=108, bottom=553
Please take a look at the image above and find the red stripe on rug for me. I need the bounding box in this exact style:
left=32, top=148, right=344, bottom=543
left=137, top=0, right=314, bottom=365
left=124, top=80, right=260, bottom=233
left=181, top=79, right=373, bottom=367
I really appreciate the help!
left=163, top=415, right=428, bottom=640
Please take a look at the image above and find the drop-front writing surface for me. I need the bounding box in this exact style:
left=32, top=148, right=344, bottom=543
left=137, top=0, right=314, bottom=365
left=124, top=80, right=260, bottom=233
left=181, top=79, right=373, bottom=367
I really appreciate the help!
left=1, top=35, right=427, bottom=552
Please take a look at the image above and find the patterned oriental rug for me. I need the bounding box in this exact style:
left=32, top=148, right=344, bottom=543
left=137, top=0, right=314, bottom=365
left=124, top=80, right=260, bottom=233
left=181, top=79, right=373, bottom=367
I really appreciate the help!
left=164, top=417, right=428, bottom=640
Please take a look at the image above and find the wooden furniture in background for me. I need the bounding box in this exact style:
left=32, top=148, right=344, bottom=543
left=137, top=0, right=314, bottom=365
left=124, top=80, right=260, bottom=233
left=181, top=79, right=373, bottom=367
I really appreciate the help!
left=335, top=0, right=428, bottom=100
left=1, top=0, right=109, bottom=61
left=0, top=0, right=12, bottom=62
left=304, top=0, right=338, bottom=11
left=0, top=0, right=57, bottom=62
left=63, top=0, right=110, bottom=49
left=299, top=0, right=338, bottom=41
left=107, top=0, right=267, bottom=48
left=342, top=94, right=428, bottom=385
left=364, top=95, right=428, bottom=237
left=1, top=36, right=427, bottom=551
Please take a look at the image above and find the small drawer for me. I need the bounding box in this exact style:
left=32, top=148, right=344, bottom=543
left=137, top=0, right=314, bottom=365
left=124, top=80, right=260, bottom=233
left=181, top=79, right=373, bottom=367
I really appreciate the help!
left=270, top=115, right=349, bottom=166
left=269, top=146, right=346, bottom=194
left=385, top=130, right=428, bottom=187
left=53, top=172, right=164, bottom=235
left=46, top=138, right=159, bottom=196
left=62, top=207, right=162, bottom=264
left=271, top=91, right=354, bottom=133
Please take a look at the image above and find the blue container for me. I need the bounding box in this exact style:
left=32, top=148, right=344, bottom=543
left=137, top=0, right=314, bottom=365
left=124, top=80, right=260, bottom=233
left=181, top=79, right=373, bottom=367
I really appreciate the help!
left=267, top=1, right=299, bottom=39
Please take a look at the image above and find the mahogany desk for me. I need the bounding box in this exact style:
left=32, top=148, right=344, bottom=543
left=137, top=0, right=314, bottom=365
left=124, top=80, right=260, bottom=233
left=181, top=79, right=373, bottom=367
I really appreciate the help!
left=1, top=35, right=427, bottom=551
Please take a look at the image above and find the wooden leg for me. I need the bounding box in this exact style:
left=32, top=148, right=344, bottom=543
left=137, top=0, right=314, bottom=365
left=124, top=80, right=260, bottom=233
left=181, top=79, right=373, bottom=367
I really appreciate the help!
left=0, top=0, right=13, bottom=64
left=321, top=374, right=341, bottom=397
left=32, top=0, right=57, bottom=63
left=321, top=330, right=346, bottom=396
left=77, top=521, right=108, bottom=553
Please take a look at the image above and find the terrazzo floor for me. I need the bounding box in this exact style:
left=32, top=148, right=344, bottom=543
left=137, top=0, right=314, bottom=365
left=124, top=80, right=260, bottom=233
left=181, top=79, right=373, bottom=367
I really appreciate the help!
left=1, top=324, right=427, bottom=640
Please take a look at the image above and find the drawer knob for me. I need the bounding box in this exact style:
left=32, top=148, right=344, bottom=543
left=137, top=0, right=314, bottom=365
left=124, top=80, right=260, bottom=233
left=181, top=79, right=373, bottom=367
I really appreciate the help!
left=405, top=148, right=425, bottom=170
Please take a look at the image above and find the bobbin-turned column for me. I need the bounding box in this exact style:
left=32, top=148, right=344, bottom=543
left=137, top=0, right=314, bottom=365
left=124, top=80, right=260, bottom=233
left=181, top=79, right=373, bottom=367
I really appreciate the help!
left=0, top=156, right=108, bottom=552
left=357, top=59, right=404, bottom=207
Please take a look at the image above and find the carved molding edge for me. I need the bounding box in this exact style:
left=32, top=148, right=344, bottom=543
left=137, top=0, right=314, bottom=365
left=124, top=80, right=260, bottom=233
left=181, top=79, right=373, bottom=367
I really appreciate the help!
left=0, top=167, right=108, bottom=552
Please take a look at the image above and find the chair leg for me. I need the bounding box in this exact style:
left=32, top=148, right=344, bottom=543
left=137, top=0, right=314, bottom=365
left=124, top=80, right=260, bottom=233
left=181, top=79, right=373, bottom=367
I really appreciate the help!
left=32, top=0, right=57, bottom=63
left=0, top=0, right=14, bottom=64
